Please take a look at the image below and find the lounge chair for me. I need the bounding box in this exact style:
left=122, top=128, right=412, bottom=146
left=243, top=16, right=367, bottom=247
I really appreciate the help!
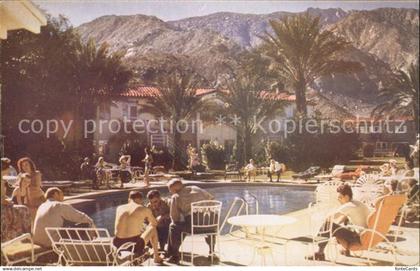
left=1, top=233, right=53, bottom=266
left=314, top=165, right=345, bottom=182
left=331, top=194, right=407, bottom=265
left=224, top=163, right=243, bottom=181
left=292, top=166, right=321, bottom=181
left=45, top=227, right=149, bottom=266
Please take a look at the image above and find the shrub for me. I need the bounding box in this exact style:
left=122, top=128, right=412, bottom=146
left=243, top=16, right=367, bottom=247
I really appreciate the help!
left=201, top=141, right=227, bottom=170
left=268, top=131, right=360, bottom=172
left=363, top=144, right=375, bottom=158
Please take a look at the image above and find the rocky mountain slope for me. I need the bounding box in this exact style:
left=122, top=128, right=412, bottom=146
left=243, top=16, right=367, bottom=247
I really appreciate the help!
left=169, top=8, right=348, bottom=48
left=76, top=7, right=419, bottom=117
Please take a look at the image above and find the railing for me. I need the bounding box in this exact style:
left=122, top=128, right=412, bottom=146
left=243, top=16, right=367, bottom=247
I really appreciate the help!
left=220, top=194, right=260, bottom=235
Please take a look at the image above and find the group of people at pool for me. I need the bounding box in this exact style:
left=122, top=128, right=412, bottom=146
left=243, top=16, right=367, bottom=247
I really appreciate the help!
left=1, top=153, right=419, bottom=266
left=307, top=182, right=418, bottom=261
left=2, top=163, right=216, bottom=265
left=80, top=147, right=155, bottom=189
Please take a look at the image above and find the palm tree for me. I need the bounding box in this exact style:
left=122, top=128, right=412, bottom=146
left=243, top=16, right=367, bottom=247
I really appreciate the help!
left=221, top=52, right=286, bottom=164
left=260, top=13, right=361, bottom=116
left=71, top=38, right=132, bottom=151
left=144, top=67, right=207, bottom=170
left=372, top=62, right=419, bottom=131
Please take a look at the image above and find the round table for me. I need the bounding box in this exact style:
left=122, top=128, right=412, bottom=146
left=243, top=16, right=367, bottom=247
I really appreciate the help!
left=228, top=215, right=296, bottom=265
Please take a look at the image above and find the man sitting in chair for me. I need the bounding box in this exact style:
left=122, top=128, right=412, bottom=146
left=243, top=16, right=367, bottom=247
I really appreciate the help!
left=244, top=159, right=257, bottom=182
left=307, top=184, right=370, bottom=261
left=33, top=187, right=95, bottom=248
left=114, top=191, right=163, bottom=264
left=165, top=179, right=215, bottom=264
left=147, top=190, right=171, bottom=251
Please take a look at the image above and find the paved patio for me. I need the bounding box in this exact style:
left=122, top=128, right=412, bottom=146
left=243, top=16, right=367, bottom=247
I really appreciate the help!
left=59, top=178, right=420, bottom=267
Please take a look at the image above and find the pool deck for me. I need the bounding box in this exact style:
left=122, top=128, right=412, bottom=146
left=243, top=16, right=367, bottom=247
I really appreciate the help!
left=53, top=178, right=420, bottom=267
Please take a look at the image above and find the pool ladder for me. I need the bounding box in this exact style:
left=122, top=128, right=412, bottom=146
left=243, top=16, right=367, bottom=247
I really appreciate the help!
left=220, top=193, right=259, bottom=235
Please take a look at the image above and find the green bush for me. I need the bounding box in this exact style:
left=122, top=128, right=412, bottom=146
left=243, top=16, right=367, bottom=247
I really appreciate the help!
left=363, top=144, right=375, bottom=158
left=268, top=130, right=360, bottom=172
left=201, top=141, right=227, bottom=170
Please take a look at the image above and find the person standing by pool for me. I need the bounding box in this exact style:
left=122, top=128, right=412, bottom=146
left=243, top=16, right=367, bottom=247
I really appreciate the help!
left=114, top=191, right=163, bottom=264
left=268, top=159, right=282, bottom=182
left=33, top=187, right=95, bottom=248
left=146, top=190, right=171, bottom=251
left=143, top=147, right=153, bottom=187
left=95, top=156, right=112, bottom=188
left=118, top=155, right=132, bottom=188
left=166, top=179, right=215, bottom=264
left=17, top=157, right=46, bottom=223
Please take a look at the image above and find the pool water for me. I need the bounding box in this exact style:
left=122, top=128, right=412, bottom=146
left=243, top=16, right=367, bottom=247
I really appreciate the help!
left=79, top=185, right=315, bottom=235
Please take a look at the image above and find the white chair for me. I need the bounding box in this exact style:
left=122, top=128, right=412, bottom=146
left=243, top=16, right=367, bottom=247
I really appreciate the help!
left=355, top=173, right=380, bottom=186
left=352, top=182, right=384, bottom=205
left=309, top=181, right=342, bottom=208
left=180, top=200, right=222, bottom=265
left=45, top=227, right=148, bottom=266
left=1, top=233, right=53, bottom=266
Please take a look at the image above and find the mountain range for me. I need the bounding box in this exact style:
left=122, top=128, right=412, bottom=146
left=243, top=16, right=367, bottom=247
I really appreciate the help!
left=76, top=7, right=419, bottom=117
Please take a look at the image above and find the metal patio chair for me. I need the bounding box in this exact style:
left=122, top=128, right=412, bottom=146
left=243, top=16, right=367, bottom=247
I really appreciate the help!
left=45, top=227, right=148, bottom=266
left=1, top=233, right=53, bottom=266
left=180, top=200, right=222, bottom=265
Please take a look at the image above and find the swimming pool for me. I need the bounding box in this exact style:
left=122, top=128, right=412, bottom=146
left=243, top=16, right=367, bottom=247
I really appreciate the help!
left=78, top=185, right=315, bottom=235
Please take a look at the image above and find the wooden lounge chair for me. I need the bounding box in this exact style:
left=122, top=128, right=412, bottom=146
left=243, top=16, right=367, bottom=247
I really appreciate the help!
left=331, top=194, right=407, bottom=265
left=224, top=163, right=242, bottom=181
left=1, top=233, right=53, bottom=266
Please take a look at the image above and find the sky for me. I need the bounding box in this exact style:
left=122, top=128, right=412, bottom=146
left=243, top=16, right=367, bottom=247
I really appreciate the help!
left=33, top=0, right=419, bottom=26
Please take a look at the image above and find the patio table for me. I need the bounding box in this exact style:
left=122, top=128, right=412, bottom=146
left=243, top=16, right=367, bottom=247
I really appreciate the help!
left=228, top=214, right=296, bottom=265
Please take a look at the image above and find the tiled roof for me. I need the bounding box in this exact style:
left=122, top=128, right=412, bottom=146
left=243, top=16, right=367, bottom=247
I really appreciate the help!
left=259, top=90, right=296, bottom=101
left=118, top=87, right=297, bottom=101
left=120, top=87, right=160, bottom=97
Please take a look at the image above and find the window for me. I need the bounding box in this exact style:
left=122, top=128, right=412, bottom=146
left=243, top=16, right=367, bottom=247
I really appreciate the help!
left=99, top=103, right=110, bottom=118
left=129, top=106, right=137, bottom=119
left=122, top=103, right=128, bottom=117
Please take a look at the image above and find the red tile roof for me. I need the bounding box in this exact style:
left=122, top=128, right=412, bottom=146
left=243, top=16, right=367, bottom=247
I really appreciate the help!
left=115, top=87, right=297, bottom=102
left=120, top=87, right=160, bottom=97
left=259, top=90, right=296, bottom=101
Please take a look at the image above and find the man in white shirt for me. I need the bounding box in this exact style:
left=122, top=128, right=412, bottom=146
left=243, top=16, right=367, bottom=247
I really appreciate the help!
left=33, top=187, right=95, bottom=248
left=307, top=184, right=370, bottom=261
left=166, top=179, right=214, bottom=264
left=268, top=159, right=282, bottom=182
left=244, top=159, right=257, bottom=182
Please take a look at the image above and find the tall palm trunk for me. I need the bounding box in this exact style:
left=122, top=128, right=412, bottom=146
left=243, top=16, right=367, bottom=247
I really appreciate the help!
left=294, top=76, right=307, bottom=116
left=172, top=121, right=182, bottom=170
left=235, top=131, right=244, bottom=166
left=244, top=123, right=252, bottom=163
